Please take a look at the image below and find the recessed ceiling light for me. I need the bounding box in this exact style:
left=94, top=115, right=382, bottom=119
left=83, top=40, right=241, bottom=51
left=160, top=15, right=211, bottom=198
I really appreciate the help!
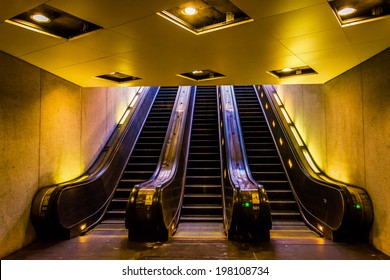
left=30, top=14, right=51, bottom=23
left=328, top=0, right=390, bottom=26
left=268, top=66, right=317, bottom=78
left=337, top=7, right=357, bottom=16
left=182, top=7, right=198, bottom=15
left=158, top=0, right=253, bottom=35
left=178, top=69, right=225, bottom=81
left=6, top=4, right=102, bottom=39
left=96, top=72, right=141, bottom=83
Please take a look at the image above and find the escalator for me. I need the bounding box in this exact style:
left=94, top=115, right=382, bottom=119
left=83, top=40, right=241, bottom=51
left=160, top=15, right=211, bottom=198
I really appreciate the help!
left=234, top=85, right=304, bottom=229
left=102, top=87, right=178, bottom=225
left=180, top=86, right=223, bottom=223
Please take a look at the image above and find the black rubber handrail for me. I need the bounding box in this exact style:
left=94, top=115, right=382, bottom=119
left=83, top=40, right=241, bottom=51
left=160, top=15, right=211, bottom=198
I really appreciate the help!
left=31, top=87, right=160, bottom=239
left=256, top=85, right=373, bottom=241
left=125, top=86, right=195, bottom=241
left=219, top=85, right=272, bottom=240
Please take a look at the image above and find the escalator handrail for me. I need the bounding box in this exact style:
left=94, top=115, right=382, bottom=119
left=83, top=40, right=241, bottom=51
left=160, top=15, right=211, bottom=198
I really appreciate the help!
left=257, top=84, right=373, bottom=240
left=125, top=86, right=193, bottom=239
left=31, top=86, right=160, bottom=237
left=221, top=85, right=264, bottom=192
left=220, top=85, right=271, bottom=238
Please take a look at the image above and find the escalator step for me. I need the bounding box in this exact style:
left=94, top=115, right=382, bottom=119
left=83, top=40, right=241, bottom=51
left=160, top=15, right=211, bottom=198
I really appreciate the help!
left=104, top=87, right=178, bottom=222
left=235, top=85, right=302, bottom=225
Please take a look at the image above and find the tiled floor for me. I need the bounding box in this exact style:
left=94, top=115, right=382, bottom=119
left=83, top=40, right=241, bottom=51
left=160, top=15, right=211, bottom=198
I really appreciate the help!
left=4, top=222, right=389, bottom=260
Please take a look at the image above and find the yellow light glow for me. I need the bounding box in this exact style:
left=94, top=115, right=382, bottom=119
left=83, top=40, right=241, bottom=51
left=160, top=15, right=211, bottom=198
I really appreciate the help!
left=192, top=70, right=203, bottom=74
left=183, top=7, right=198, bottom=15
left=338, top=7, right=357, bottom=16
left=279, top=137, right=283, bottom=146
left=273, top=93, right=283, bottom=106
left=302, top=149, right=321, bottom=174
left=272, top=120, right=276, bottom=128
left=317, top=224, right=323, bottom=232
left=290, top=126, right=304, bottom=147
left=288, top=159, right=293, bottom=169
left=281, top=108, right=292, bottom=124
left=282, top=67, right=293, bottom=72
left=261, top=92, right=264, bottom=98
left=265, top=103, right=269, bottom=110
left=129, top=95, right=139, bottom=108
left=31, top=14, right=51, bottom=23
left=80, top=223, right=87, bottom=231
left=119, top=109, right=131, bottom=125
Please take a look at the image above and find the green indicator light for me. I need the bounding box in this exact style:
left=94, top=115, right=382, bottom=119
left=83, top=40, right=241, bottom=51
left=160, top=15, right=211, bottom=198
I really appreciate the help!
left=355, top=204, right=361, bottom=209
left=244, top=202, right=250, bottom=207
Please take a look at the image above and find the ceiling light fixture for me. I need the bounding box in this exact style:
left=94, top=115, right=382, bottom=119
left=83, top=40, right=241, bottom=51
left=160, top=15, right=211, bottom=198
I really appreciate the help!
left=30, top=14, right=51, bottom=23
left=268, top=66, right=317, bottom=79
left=337, top=7, right=357, bottom=16
left=328, top=0, right=390, bottom=26
left=177, top=69, right=225, bottom=81
left=158, top=0, right=253, bottom=35
left=6, top=4, right=102, bottom=40
left=182, top=7, right=198, bottom=15
left=96, top=72, right=141, bottom=83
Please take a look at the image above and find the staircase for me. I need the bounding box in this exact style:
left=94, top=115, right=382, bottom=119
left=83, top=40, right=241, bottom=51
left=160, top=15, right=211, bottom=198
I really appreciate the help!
left=180, top=86, right=223, bottom=223
left=234, top=85, right=304, bottom=229
left=103, top=87, right=178, bottom=224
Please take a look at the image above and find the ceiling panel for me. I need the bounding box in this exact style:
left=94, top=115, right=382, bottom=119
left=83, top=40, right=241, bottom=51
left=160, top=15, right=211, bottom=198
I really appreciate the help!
left=51, top=57, right=142, bottom=87
left=1, top=0, right=389, bottom=86
left=0, top=0, right=47, bottom=22
left=280, top=28, right=350, bottom=54
left=257, top=3, right=339, bottom=40
left=20, top=42, right=108, bottom=70
left=72, top=29, right=147, bottom=55
left=231, top=0, right=327, bottom=19
left=0, top=22, right=64, bottom=57
left=298, top=45, right=360, bottom=67
left=47, top=0, right=153, bottom=28
left=111, top=14, right=193, bottom=46
left=134, top=0, right=192, bottom=13
left=352, top=38, right=390, bottom=62
left=342, top=17, right=390, bottom=45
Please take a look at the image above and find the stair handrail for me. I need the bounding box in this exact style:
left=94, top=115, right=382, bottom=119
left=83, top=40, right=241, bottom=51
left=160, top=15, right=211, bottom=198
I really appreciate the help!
left=256, top=84, right=373, bottom=241
left=31, top=86, right=160, bottom=238
left=219, top=85, right=272, bottom=240
left=125, top=86, right=195, bottom=241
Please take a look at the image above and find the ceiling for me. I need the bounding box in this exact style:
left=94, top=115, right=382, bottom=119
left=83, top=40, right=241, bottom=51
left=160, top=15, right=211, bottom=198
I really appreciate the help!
left=1, top=0, right=389, bottom=87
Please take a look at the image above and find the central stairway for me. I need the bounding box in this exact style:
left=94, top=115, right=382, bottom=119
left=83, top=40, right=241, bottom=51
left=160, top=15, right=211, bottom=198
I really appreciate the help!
left=234, top=85, right=305, bottom=229
left=180, top=86, right=223, bottom=223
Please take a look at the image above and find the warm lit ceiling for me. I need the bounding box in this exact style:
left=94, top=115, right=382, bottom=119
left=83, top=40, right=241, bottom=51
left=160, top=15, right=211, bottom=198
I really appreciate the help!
left=1, top=0, right=389, bottom=87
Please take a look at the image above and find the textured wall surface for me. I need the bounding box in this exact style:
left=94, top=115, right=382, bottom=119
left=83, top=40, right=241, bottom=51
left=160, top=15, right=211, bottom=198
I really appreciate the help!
left=0, top=51, right=138, bottom=258
left=360, top=49, right=390, bottom=255
left=275, top=84, right=327, bottom=171
left=276, top=48, right=390, bottom=256
left=0, top=52, right=41, bottom=257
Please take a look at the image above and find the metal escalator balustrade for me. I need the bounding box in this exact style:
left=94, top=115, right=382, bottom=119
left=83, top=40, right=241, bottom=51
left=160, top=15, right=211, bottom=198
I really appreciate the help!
left=219, top=85, right=271, bottom=240
left=233, top=86, right=304, bottom=229
left=125, top=86, right=194, bottom=241
left=255, top=84, right=373, bottom=241
left=103, top=87, right=178, bottom=223
left=180, top=86, right=223, bottom=223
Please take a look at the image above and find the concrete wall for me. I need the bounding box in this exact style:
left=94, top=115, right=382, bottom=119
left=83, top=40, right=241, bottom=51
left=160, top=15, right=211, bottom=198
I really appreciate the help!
left=0, top=51, right=138, bottom=258
left=276, top=48, right=390, bottom=256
